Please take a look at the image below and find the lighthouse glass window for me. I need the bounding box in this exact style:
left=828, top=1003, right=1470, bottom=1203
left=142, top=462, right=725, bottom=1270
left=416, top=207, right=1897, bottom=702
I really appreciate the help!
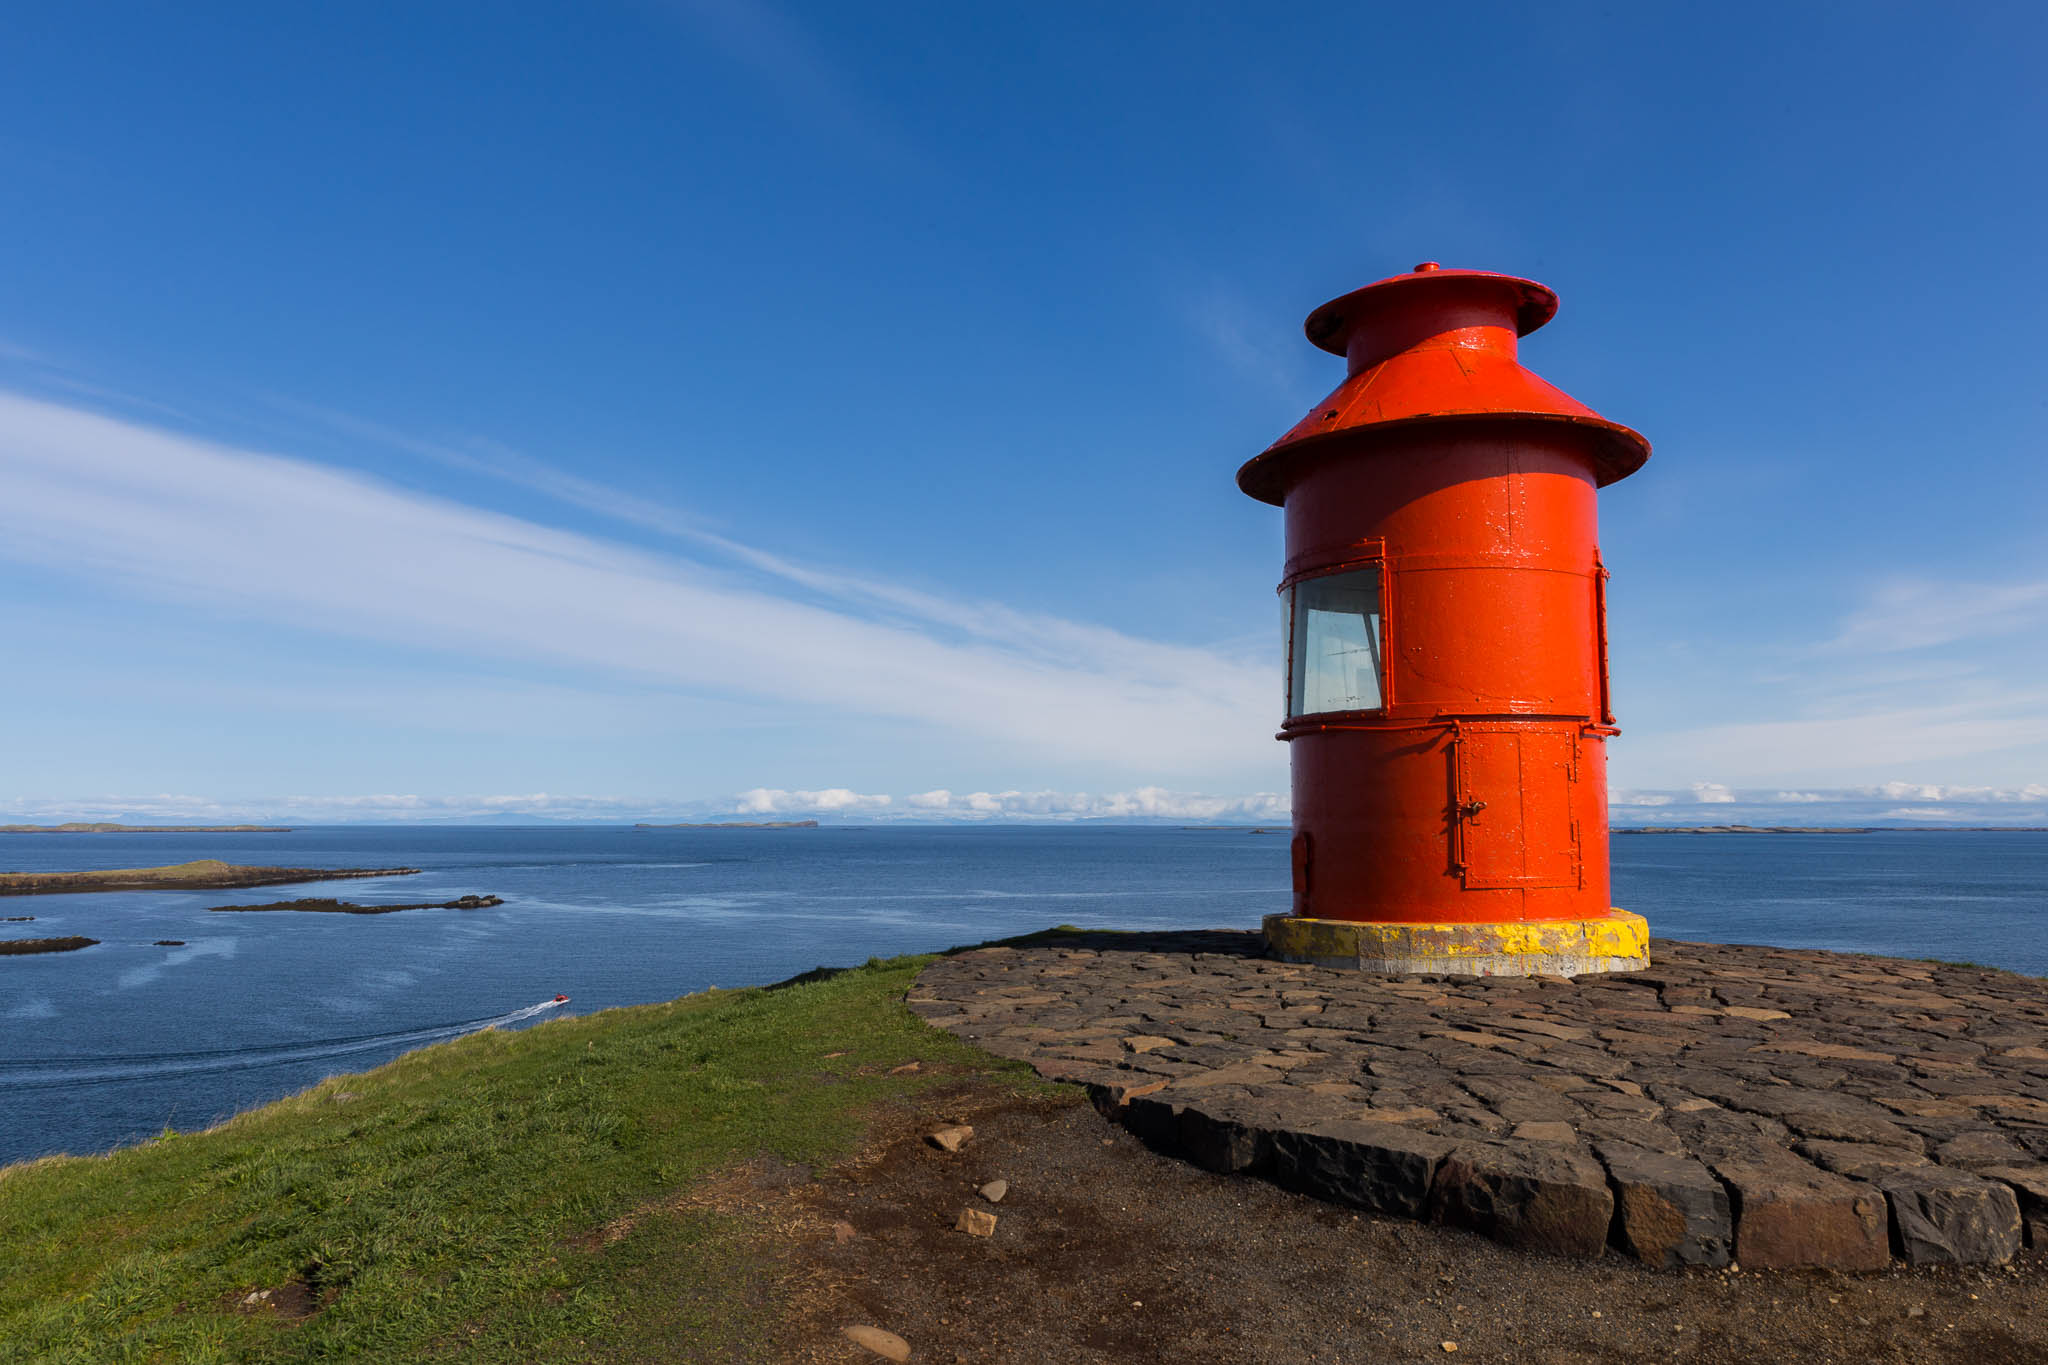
left=1287, top=568, right=1385, bottom=716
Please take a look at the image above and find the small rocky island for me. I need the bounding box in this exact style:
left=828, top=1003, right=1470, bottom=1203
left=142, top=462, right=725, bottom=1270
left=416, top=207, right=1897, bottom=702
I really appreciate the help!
left=633, top=820, right=820, bottom=829
left=0, top=936, right=99, bottom=955
left=1617, top=825, right=1877, bottom=834
left=210, top=894, right=503, bottom=915
left=0, top=860, right=421, bottom=897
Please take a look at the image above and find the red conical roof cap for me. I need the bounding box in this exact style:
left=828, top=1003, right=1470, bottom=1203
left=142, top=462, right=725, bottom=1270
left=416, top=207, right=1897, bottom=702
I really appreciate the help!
left=1238, top=264, right=1649, bottom=505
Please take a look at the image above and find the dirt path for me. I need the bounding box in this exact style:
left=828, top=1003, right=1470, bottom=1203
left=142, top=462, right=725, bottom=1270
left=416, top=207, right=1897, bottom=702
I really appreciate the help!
left=763, top=1076, right=2048, bottom=1365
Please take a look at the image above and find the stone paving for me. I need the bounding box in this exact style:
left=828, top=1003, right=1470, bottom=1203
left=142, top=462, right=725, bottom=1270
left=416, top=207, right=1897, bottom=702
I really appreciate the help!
left=908, top=931, right=2048, bottom=1273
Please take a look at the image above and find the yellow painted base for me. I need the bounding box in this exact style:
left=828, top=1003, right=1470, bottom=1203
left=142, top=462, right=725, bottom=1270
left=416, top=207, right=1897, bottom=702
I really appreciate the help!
left=1263, top=910, right=1650, bottom=978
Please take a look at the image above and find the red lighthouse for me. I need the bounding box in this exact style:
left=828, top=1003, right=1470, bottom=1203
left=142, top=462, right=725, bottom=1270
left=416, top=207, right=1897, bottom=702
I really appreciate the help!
left=1239, top=263, right=1650, bottom=976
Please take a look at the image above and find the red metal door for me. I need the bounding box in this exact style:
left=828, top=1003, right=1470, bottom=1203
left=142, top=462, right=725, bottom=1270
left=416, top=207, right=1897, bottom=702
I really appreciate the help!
left=1454, top=727, right=1580, bottom=890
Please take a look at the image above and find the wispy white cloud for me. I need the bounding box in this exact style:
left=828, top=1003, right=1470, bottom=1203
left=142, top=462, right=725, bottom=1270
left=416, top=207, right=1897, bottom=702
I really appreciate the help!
left=661, top=0, right=913, bottom=167
left=1182, top=283, right=1313, bottom=399
left=1618, top=566, right=2048, bottom=789
left=0, top=390, right=1276, bottom=777
left=282, top=399, right=1272, bottom=686
left=1620, top=692, right=2048, bottom=785
left=1690, top=782, right=1737, bottom=803
left=0, top=336, right=201, bottom=423
left=1827, top=578, right=2048, bottom=654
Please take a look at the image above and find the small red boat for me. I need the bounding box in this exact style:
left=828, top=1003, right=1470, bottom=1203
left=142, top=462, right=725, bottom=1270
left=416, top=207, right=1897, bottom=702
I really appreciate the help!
left=552, top=994, right=569, bottom=1004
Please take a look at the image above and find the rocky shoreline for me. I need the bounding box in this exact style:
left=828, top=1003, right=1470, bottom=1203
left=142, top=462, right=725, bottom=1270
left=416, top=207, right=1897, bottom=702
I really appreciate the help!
left=0, top=860, right=421, bottom=897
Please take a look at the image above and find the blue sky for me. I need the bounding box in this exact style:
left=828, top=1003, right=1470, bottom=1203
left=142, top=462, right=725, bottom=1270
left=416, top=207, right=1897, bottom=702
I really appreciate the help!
left=1, top=3, right=2044, bottom=824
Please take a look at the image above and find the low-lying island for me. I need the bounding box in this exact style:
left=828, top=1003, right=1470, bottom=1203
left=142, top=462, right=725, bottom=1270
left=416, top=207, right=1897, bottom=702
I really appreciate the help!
left=0, top=860, right=422, bottom=897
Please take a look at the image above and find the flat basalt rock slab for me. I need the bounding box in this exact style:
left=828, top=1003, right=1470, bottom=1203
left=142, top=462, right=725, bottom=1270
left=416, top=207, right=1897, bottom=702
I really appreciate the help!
left=1879, top=1166, right=2023, bottom=1267
left=1270, top=1118, right=1455, bottom=1219
left=1709, top=1147, right=1891, bottom=1272
left=913, top=933, right=2048, bottom=1271
left=1429, top=1141, right=1614, bottom=1260
left=1599, top=1143, right=1732, bottom=1269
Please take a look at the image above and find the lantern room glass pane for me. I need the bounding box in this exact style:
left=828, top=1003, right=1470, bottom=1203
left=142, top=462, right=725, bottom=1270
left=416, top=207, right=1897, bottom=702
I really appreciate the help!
left=1289, top=567, right=1384, bottom=716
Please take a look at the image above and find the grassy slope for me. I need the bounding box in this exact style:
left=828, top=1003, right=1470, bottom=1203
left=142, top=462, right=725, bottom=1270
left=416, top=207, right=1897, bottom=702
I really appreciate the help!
left=0, top=954, right=1040, bottom=1363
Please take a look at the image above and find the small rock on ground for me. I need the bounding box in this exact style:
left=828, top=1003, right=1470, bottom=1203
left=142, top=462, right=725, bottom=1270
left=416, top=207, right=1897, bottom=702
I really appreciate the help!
left=842, top=1324, right=911, bottom=1361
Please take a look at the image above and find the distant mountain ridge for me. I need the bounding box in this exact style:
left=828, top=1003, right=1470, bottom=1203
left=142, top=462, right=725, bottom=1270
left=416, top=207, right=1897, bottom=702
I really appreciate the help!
left=0, top=823, right=292, bottom=833
left=632, top=821, right=820, bottom=829
left=1616, top=825, right=2048, bottom=834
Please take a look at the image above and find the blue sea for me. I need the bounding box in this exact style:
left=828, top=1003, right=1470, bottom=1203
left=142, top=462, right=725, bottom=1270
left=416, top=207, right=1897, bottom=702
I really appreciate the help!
left=3, top=825, right=2044, bottom=1166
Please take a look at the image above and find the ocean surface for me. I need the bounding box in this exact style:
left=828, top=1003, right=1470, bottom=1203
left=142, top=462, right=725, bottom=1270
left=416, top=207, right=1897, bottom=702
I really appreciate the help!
left=3, top=825, right=2045, bottom=1166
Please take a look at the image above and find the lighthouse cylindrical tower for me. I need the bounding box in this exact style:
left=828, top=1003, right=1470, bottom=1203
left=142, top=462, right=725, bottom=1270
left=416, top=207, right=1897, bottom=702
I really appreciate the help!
left=1239, top=263, right=1650, bottom=977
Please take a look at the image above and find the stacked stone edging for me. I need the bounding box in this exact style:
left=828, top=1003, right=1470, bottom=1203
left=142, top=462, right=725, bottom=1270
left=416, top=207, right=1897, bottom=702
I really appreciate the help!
left=908, top=932, right=2048, bottom=1271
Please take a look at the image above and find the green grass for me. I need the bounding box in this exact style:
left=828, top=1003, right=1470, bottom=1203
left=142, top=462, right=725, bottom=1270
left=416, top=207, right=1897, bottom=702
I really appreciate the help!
left=0, top=953, right=1039, bottom=1363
